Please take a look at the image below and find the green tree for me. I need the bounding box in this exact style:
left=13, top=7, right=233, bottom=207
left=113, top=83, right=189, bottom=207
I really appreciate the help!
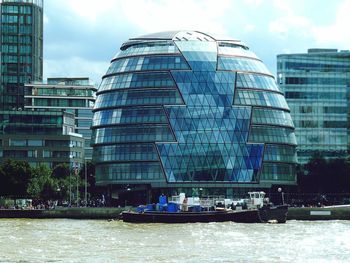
left=52, top=163, right=70, bottom=180
left=51, top=163, right=74, bottom=201
left=0, top=159, right=32, bottom=197
left=27, top=164, right=57, bottom=200
left=298, top=154, right=350, bottom=194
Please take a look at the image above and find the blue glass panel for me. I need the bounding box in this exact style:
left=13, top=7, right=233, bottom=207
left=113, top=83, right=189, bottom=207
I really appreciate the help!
left=249, top=126, right=297, bottom=145
left=175, top=41, right=217, bottom=70
left=234, top=90, right=289, bottom=110
left=218, top=42, right=259, bottom=59
left=93, top=107, right=167, bottom=126
left=165, top=106, right=251, bottom=143
left=156, top=143, right=263, bottom=182
left=264, top=144, right=297, bottom=163
left=96, top=162, right=164, bottom=181
left=115, top=41, right=179, bottom=58
left=93, top=144, right=158, bottom=162
left=171, top=71, right=236, bottom=107
left=95, top=89, right=184, bottom=108
left=106, top=55, right=190, bottom=74
left=93, top=125, right=175, bottom=144
left=252, top=108, right=294, bottom=127
left=218, top=56, right=272, bottom=75
left=99, top=72, right=175, bottom=92
left=261, top=163, right=295, bottom=181
left=236, top=73, right=280, bottom=92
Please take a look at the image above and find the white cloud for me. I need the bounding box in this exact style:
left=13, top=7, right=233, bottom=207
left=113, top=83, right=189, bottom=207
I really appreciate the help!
left=243, top=0, right=263, bottom=8
left=269, top=15, right=312, bottom=39
left=65, top=0, right=119, bottom=24
left=268, top=0, right=313, bottom=39
left=268, top=0, right=350, bottom=48
left=119, top=0, right=231, bottom=36
left=244, top=24, right=256, bottom=32
left=312, top=0, right=350, bottom=47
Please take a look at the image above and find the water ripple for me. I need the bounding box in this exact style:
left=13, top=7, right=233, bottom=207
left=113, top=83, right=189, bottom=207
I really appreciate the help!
left=0, top=219, right=349, bottom=262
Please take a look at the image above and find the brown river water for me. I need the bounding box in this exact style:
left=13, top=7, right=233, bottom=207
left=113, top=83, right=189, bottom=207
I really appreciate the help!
left=0, top=219, right=349, bottom=263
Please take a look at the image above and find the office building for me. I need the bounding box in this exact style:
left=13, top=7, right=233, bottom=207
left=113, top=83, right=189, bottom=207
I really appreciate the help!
left=277, top=49, right=350, bottom=163
left=0, top=1, right=87, bottom=172
left=25, top=77, right=96, bottom=159
left=91, top=31, right=297, bottom=203
left=0, top=0, right=43, bottom=110
left=0, top=110, right=84, bottom=168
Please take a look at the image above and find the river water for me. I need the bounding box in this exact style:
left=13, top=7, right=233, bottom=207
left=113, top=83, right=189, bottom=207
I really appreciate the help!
left=0, top=219, right=349, bottom=263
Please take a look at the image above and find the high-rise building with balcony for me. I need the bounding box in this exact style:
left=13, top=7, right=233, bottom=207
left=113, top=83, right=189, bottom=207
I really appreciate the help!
left=277, top=49, right=350, bottom=164
left=92, top=31, right=297, bottom=204
left=25, top=77, right=96, bottom=159
left=0, top=0, right=43, bottom=110
left=0, top=110, right=84, bottom=168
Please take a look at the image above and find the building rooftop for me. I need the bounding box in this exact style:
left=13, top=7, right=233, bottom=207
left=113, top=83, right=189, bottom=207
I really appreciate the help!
left=122, top=30, right=244, bottom=50
left=278, top=48, right=350, bottom=58
left=0, top=0, right=43, bottom=7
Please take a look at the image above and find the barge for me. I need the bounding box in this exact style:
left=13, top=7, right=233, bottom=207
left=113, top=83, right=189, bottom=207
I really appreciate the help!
left=122, top=192, right=288, bottom=223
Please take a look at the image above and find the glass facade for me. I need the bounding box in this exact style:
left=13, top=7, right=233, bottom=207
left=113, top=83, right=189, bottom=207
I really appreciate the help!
left=92, top=31, right=297, bottom=196
left=277, top=49, right=350, bottom=163
left=0, top=0, right=43, bottom=110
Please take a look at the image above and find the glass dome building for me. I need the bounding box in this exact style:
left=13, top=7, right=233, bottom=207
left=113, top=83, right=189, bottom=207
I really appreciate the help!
left=92, top=31, right=297, bottom=204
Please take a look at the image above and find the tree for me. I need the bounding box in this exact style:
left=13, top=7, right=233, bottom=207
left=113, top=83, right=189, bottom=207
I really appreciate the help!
left=52, top=163, right=70, bottom=180
left=27, top=164, right=57, bottom=200
left=298, top=153, right=350, bottom=194
left=0, top=159, right=32, bottom=197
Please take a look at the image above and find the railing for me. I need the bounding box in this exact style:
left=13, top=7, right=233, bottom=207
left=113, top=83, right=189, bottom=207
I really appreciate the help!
left=0, top=0, right=43, bottom=8
left=268, top=192, right=350, bottom=207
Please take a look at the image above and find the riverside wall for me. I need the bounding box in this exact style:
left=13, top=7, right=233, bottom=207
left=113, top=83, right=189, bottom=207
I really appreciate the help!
left=1, top=206, right=350, bottom=220
left=0, top=207, right=126, bottom=219
left=287, top=206, right=350, bottom=221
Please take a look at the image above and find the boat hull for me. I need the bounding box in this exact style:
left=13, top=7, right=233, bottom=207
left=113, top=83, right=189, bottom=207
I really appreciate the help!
left=121, top=205, right=288, bottom=224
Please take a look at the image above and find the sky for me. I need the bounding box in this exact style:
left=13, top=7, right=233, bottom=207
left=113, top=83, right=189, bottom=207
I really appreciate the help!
left=43, top=0, right=350, bottom=85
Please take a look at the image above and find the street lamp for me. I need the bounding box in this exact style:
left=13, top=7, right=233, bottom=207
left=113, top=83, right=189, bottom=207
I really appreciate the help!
left=69, top=155, right=73, bottom=206
left=75, top=161, right=79, bottom=206
left=84, top=159, right=87, bottom=207
left=278, top=187, right=285, bottom=205
left=69, top=154, right=79, bottom=206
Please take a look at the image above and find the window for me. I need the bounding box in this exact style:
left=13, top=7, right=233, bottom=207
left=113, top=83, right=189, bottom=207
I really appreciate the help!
left=10, top=139, right=26, bottom=146
left=28, top=150, right=38, bottom=158
left=28, top=139, right=43, bottom=146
